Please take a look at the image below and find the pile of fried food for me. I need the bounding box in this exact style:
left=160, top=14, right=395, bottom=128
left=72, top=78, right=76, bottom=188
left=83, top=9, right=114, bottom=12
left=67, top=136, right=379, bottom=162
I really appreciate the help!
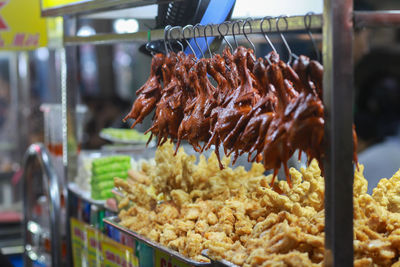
left=123, top=46, right=358, bottom=185
left=115, top=142, right=400, bottom=266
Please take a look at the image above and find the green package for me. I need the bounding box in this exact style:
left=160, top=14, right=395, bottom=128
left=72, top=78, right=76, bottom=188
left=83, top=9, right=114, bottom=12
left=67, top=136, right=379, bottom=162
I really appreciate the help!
left=91, top=180, right=114, bottom=190
left=92, top=162, right=131, bottom=176
left=92, top=190, right=114, bottom=200
left=91, top=171, right=128, bottom=182
left=92, top=156, right=131, bottom=168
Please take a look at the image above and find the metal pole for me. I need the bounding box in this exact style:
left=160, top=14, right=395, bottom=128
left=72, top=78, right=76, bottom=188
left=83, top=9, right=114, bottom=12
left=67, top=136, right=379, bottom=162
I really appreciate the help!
left=15, top=52, right=31, bottom=163
left=63, top=14, right=323, bottom=46
left=354, top=10, right=400, bottom=28
left=62, top=14, right=79, bottom=267
left=323, top=0, right=354, bottom=266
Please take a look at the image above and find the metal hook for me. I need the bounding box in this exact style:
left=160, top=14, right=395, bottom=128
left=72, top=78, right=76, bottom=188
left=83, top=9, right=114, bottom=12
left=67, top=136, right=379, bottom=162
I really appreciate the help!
left=169, top=26, right=184, bottom=52
left=167, top=26, right=176, bottom=52
left=243, top=18, right=256, bottom=53
left=203, top=24, right=214, bottom=58
left=260, top=16, right=277, bottom=53
left=276, top=16, right=297, bottom=64
left=182, top=25, right=197, bottom=56
left=232, top=20, right=242, bottom=49
left=304, top=12, right=320, bottom=62
left=218, top=21, right=233, bottom=52
left=193, top=23, right=204, bottom=58
left=164, top=25, right=172, bottom=54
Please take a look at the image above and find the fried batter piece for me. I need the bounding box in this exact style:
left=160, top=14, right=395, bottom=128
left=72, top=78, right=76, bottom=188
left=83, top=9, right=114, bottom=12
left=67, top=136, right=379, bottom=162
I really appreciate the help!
left=115, top=142, right=400, bottom=266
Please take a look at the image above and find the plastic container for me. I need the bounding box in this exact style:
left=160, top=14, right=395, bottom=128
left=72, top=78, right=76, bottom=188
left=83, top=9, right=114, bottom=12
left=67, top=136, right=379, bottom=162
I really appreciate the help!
left=40, top=103, right=87, bottom=187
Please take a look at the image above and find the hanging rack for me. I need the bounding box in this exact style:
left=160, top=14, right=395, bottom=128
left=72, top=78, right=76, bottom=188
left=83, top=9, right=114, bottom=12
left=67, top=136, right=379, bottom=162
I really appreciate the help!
left=63, top=14, right=323, bottom=46
left=61, top=11, right=400, bottom=46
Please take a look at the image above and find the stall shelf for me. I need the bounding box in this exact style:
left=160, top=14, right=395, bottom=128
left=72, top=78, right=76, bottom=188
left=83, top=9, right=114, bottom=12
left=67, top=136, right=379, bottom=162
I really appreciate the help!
left=37, top=1, right=400, bottom=266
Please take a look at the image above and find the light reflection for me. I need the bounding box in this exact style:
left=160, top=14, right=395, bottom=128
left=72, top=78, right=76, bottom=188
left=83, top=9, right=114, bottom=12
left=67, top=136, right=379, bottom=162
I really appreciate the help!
left=113, top=19, right=139, bottom=34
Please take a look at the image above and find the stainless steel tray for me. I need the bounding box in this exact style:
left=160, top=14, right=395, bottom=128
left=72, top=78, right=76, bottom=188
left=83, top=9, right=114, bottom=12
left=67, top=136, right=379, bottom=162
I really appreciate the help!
left=103, top=216, right=212, bottom=266
left=201, top=249, right=240, bottom=267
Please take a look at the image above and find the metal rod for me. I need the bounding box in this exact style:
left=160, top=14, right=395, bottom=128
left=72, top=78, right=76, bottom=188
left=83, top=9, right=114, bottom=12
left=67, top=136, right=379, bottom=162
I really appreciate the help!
left=64, top=15, right=323, bottom=46
left=15, top=52, right=31, bottom=164
left=62, top=14, right=78, bottom=267
left=323, top=0, right=354, bottom=266
left=42, top=0, right=183, bottom=17
left=62, top=11, right=400, bottom=46
left=354, top=10, right=400, bottom=28
left=64, top=30, right=164, bottom=45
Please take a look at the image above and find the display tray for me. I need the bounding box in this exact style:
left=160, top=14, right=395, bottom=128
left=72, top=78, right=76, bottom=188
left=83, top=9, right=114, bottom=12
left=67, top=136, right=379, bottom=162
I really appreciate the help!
left=68, top=182, right=106, bottom=206
left=201, top=250, right=240, bottom=267
left=103, top=216, right=212, bottom=266
left=99, top=130, right=155, bottom=147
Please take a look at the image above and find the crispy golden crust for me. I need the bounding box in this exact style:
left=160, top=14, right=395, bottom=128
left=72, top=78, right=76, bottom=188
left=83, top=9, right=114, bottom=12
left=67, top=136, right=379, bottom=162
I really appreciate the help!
left=114, top=141, right=400, bottom=266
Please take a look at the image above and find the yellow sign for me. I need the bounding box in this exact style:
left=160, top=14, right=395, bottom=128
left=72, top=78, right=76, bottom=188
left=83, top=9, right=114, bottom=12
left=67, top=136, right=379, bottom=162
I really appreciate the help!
left=70, top=218, right=89, bottom=267
left=102, top=238, right=138, bottom=267
left=0, top=0, right=47, bottom=50
left=70, top=217, right=139, bottom=267
left=155, top=250, right=192, bottom=267
left=87, top=227, right=103, bottom=267
left=42, top=0, right=81, bottom=9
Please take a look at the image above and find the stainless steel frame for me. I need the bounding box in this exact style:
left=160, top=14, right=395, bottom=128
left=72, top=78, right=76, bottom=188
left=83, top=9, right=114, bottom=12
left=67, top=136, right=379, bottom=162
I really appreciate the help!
left=63, top=14, right=323, bottom=46
left=323, top=0, right=354, bottom=266
left=354, top=10, right=400, bottom=28
left=62, top=15, right=79, bottom=267
left=22, top=143, right=61, bottom=267
left=59, top=11, right=400, bottom=46
left=41, top=1, right=400, bottom=266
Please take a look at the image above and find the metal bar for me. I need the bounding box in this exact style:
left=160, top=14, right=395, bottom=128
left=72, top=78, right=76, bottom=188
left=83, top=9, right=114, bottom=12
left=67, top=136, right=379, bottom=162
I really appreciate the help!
left=65, top=30, right=163, bottom=45
left=323, top=0, right=354, bottom=266
left=14, top=52, right=30, bottom=164
left=62, top=14, right=78, bottom=267
left=42, top=0, right=182, bottom=17
left=61, top=11, right=400, bottom=46
left=62, top=16, right=80, bottom=187
left=23, top=143, right=61, bottom=267
left=64, top=14, right=323, bottom=46
left=354, top=10, right=400, bottom=28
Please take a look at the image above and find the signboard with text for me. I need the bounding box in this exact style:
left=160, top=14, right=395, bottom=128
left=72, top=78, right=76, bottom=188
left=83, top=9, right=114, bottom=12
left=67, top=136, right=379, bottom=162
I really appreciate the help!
left=102, top=239, right=138, bottom=267
left=155, top=250, right=192, bottom=267
left=0, top=0, right=47, bottom=50
left=70, top=217, right=89, bottom=267
left=70, top=218, right=139, bottom=267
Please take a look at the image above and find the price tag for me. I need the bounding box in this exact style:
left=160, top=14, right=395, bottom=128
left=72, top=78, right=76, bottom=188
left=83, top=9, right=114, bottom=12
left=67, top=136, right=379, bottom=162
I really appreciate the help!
left=155, top=250, right=192, bottom=267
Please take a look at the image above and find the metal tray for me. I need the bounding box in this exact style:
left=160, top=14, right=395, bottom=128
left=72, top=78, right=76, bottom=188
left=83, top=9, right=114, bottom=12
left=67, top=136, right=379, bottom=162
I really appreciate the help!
left=201, top=250, right=240, bottom=267
left=103, top=216, right=212, bottom=266
left=99, top=131, right=154, bottom=146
